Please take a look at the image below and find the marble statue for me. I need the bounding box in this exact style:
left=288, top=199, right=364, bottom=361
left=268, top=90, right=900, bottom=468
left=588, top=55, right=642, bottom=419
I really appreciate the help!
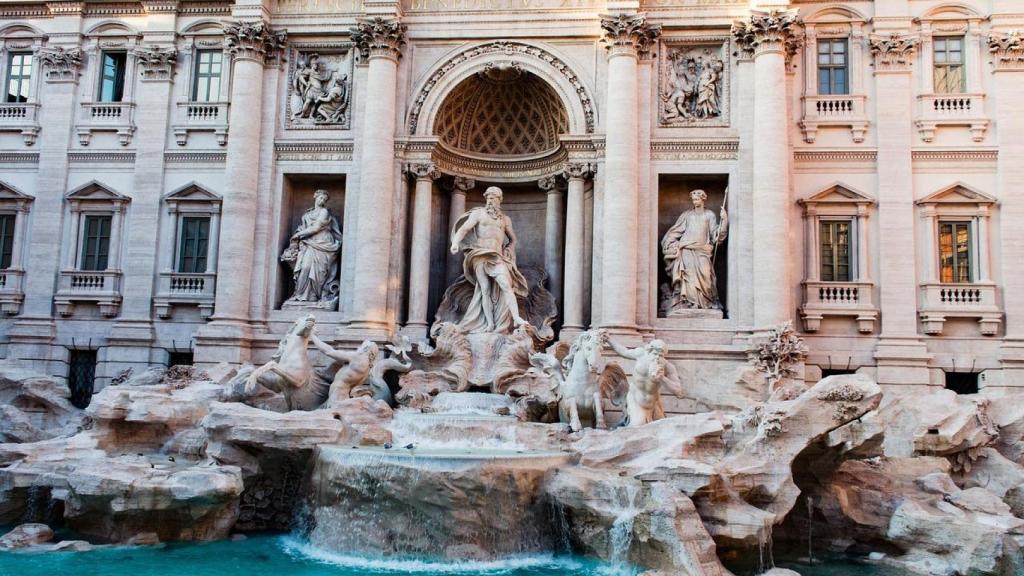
left=293, top=53, right=331, bottom=119
left=530, top=329, right=627, bottom=432
left=314, top=71, right=350, bottom=123
left=280, top=190, right=343, bottom=310
left=695, top=57, right=724, bottom=119
left=291, top=52, right=351, bottom=125
left=246, top=314, right=328, bottom=411
left=663, top=55, right=697, bottom=121
left=449, top=186, right=529, bottom=334
left=310, top=335, right=378, bottom=406
left=356, top=334, right=413, bottom=406
left=662, top=49, right=724, bottom=123
left=607, top=337, right=684, bottom=427
left=661, top=189, right=728, bottom=313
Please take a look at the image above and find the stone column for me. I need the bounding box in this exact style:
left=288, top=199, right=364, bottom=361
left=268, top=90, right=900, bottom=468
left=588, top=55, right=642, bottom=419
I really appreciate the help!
left=446, top=176, right=474, bottom=287
left=7, top=38, right=85, bottom=375
left=346, top=17, right=406, bottom=335
left=197, top=20, right=285, bottom=363
left=869, top=32, right=931, bottom=384
left=989, top=31, right=1024, bottom=381
left=539, top=176, right=565, bottom=309
left=562, top=162, right=594, bottom=334
left=404, top=162, right=440, bottom=337
left=598, top=13, right=660, bottom=333
left=732, top=9, right=797, bottom=330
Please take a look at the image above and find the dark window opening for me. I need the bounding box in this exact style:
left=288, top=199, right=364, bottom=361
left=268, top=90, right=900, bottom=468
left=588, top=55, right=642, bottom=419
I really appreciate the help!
left=817, top=39, right=848, bottom=95
left=945, top=371, right=979, bottom=395
left=0, top=213, right=15, bottom=269
left=821, top=368, right=857, bottom=379
left=192, top=50, right=223, bottom=102
left=177, top=216, right=210, bottom=273
left=80, top=214, right=112, bottom=271
left=67, top=350, right=97, bottom=409
left=5, top=52, right=32, bottom=103
left=820, top=220, right=852, bottom=282
left=98, top=52, right=127, bottom=102
left=167, top=351, right=194, bottom=367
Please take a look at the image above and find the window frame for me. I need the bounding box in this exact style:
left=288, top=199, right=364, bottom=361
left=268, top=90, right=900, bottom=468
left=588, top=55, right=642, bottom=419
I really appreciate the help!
left=79, top=213, right=112, bottom=271
left=0, top=212, right=15, bottom=269
left=932, top=35, right=966, bottom=94
left=191, top=49, right=223, bottom=103
left=4, top=51, right=32, bottom=103
left=816, top=38, right=849, bottom=95
left=937, top=220, right=973, bottom=284
left=177, top=215, right=211, bottom=274
left=97, top=50, right=127, bottom=103
left=819, top=218, right=854, bottom=282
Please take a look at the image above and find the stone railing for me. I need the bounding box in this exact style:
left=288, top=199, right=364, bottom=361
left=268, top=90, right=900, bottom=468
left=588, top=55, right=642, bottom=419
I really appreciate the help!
left=172, top=101, right=229, bottom=146
left=799, top=94, right=868, bottom=143
left=919, top=281, right=1000, bottom=336
left=154, top=271, right=216, bottom=319
left=76, top=102, right=136, bottom=146
left=915, top=93, right=988, bottom=142
left=799, top=280, right=878, bottom=333
left=0, top=268, right=25, bottom=315
left=54, top=269, right=122, bottom=317
left=0, top=102, right=41, bottom=145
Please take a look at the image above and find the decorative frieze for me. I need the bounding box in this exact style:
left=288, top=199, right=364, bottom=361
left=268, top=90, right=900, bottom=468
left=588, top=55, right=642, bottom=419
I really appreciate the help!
left=287, top=47, right=354, bottom=129
left=989, top=31, right=1024, bottom=71
left=274, top=141, right=354, bottom=162
left=650, top=139, right=738, bottom=161
left=869, top=33, right=918, bottom=72
left=351, top=17, right=406, bottom=61
left=659, top=38, right=729, bottom=127
left=224, top=20, right=287, bottom=64
left=38, top=46, right=83, bottom=83
left=134, top=45, right=177, bottom=81
left=731, top=10, right=799, bottom=58
left=600, top=13, right=662, bottom=57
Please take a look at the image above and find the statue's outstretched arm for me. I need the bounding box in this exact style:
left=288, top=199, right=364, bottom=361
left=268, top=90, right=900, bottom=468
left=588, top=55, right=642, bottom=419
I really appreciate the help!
left=662, top=360, right=685, bottom=398
left=606, top=337, right=640, bottom=360
left=310, top=333, right=354, bottom=363
left=450, top=211, right=475, bottom=252
left=380, top=357, right=412, bottom=373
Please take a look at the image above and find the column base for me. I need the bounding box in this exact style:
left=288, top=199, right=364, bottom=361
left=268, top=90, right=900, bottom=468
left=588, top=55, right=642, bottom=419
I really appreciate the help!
left=873, top=337, right=933, bottom=386
left=400, top=322, right=429, bottom=342
left=559, top=325, right=585, bottom=342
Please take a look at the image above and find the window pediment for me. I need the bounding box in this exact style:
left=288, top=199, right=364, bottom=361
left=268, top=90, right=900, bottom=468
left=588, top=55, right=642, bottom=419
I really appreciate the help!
left=0, top=182, right=34, bottom=207
left=799, top=183, right=874, bottom=214
left=164, top=183, right=221, bottom=213
left=916, top=182, right=996, bottom=207
left=66, top=181, right=130, bottom=207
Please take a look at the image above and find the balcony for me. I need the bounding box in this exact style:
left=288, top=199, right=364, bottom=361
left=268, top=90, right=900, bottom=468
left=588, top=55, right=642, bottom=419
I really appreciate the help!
left=54, top=270, right=122, bottom=317
left=799, top=94, right=869, bottom=144
left=800, top=280, right=878, bottom=333
left=172, top=102, right=229, bottom=146
left=915, top=93, right=989, bottom=142
left=0, top=103, right=41, bottom=146
left=0, top=269, right=25, bottom=315
left=76, top=102, right=136, bottom=146
left=919, top=282, right=1001, bottom=336
left=154, top=271, right=216, bottom=319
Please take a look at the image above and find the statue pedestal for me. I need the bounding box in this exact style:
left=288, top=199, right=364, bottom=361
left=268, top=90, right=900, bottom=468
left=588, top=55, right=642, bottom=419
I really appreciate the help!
left=281, top=297, right=338, bottom=311
left=667, top=308, right=724, bottom=320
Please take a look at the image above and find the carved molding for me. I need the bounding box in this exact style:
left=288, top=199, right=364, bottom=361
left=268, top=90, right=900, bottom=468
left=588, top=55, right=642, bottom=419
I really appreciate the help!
left=600, top=13, right=662, bottom=57
left=989, top=31, right=1024, bottom=71
left=731, top=9, right=800, bottom=58
left=562, top=161, right=596, bottom=181
left=650, top=139, right=738, bottom=161
left=407, top=41, right=596, bottom=135
left=351, top=17, right=406, bottom=61
left=164, top=151, right=227, bottom=164
left=273, top=141, right=353, bottom=162
left=869, top=33, right=919, bottom=72
left=38, top=46, right=83, bottom=83
left=224, top=20, right=287, bottom=64
left=405, top=162, right=441, bottom=181
left=134, top=45, right=177, bottom=81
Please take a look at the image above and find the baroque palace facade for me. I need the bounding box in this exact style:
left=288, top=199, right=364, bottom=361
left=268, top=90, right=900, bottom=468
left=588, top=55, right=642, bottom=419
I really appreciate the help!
left=0, top=0, right=1022, bottom=409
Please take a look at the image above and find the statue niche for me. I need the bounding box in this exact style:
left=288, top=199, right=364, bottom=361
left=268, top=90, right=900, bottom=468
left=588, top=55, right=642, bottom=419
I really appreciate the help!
left=659, top=181, right=729, bottom=318
left=281, top=189, right=343, bottom=310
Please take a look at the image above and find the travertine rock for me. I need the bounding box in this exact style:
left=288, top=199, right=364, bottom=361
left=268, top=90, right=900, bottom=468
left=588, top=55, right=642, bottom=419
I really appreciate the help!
left=0, top=362, right=85, bottom=442
left=0, top=523, right=54, bottom=549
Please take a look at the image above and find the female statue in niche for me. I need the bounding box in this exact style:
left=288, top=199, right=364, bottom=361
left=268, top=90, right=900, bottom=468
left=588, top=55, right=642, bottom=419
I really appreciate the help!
left=661, top=189, right=728, bottom=312
left=281, top=189, right=343, bottom=310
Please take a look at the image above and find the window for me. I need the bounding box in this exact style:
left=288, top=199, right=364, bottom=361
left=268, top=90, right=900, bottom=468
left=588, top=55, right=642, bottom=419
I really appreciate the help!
left=191, top=50, right=222, bottom=102
left=67, top=349, right=97, bottom=408
left=80, top=215, right=111, bottom=271
left=819, top=220, right=851, bottom=282
left=177, top=216, right=210, bottom=273
left=944, top=371, right=979, bottom=395
left=5, top=52, right=32, bottom=103
left=933, top=37, right=965, bottom=94
left=0, top=213, right=14, bottom=269
left=939, top=221, right=971, bottom=283
left=167, top=351, right=194, bottom=367
left=817, top=39, right=848, bottom=95
left=98, top=52, right=127, bottom=102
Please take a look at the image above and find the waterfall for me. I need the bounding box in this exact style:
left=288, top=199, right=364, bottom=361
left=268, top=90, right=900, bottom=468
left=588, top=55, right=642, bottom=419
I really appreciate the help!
left=757, top=517, right=775, bottom=574
left=806, top=495, right=814, bottom=566
left=608, top=484, right=641, bottom=565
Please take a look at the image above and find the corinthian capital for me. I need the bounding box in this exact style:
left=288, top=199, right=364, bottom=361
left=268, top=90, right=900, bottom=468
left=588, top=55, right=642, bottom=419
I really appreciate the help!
left=989, top=30, right=1024, bottom=71
left=732, top=9, right=799, bottom=57
left=38, top=46, right=83, bottom=82
left=405, top=162, right=441, bottom=181
left=600, top=13, right=662, bottom=57
left=134, top=45, right=177, bottom=81
left=225, top=20, right=287, bottom=64
left=562, top=162, right=596, bottom=181
left=868, top=33, right=918, bottom=72
left=351, top=17, right=407, bottom=61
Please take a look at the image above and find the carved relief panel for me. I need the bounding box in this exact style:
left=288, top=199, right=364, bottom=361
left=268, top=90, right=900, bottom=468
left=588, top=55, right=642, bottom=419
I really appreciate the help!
left=286, top=44, right=355, bottom=129
left=658, top=37, right=730, bottom=127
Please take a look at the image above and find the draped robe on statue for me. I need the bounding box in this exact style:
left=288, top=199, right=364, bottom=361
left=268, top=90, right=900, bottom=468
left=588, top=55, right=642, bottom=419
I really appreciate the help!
left=290, top=207, right=343, bottom=303
left=661, top=207, right=727, bottom=310
left=453, top=207, right=529, bottom=334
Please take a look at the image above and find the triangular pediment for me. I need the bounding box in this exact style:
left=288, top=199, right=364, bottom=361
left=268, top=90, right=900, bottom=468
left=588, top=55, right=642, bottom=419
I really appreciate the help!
left=164, top=182, right=221, bottom=203
left=917, top=182, right=996, bottom=206
left=0, top=181, right=33, bottom=203
left=799, top=183, right=875, bottom=206
left=65, top=181, right=130, bottom=203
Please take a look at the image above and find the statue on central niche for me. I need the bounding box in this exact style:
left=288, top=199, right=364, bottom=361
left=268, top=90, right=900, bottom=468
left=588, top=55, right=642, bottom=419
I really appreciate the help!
left=281, top=189, right=343, bottom=310
left=661, top=189, right=728, bottom=313
left=449, top=186, right=529, bottom=334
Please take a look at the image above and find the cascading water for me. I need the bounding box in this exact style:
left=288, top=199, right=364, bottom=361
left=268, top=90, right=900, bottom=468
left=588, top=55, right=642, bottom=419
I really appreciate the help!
left=607, top=484, right=641, bottom=566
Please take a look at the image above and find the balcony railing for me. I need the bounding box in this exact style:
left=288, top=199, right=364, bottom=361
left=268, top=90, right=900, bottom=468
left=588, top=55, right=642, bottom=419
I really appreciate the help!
left=76, top=102, right=136, bottom=146
left=0, top=102, right=41, bottom=146
left=54, top=269, right=122, bottom=317
left=799, top=94, right=869, bottom=143
left=154, top=271, right=216, bottom=319
left=800, top=280, right=878, bottom=333
left=915, top=93, right=989, bottom=142
left=0, top=268, right=25, bottom=315
left=919, top=282, right=1001, bottom=336
left=172, top=101, right=229, bottom=146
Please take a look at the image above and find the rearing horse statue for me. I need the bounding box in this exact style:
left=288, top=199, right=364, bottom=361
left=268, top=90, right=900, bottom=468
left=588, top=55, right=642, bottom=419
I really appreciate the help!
left=246, top=314, right=329, bottom=411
